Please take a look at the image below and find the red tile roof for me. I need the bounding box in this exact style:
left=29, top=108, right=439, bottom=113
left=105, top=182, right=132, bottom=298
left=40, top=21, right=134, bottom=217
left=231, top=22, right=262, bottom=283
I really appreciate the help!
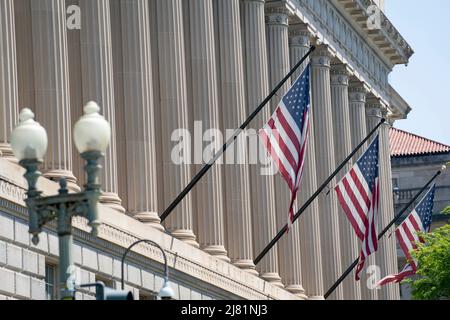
left=390, top=127, right=450, bottom=157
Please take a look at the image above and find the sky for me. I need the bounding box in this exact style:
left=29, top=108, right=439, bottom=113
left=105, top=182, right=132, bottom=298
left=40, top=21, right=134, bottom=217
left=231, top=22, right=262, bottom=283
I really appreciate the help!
left=384, top=0, right=450, bottom=145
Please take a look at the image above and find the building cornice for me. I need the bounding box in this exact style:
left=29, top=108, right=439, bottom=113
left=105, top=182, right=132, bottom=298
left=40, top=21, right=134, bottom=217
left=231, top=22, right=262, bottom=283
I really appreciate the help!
left=279, top=0, right=412, bottom=119
left=333, top=0, right=414, bottom=66
left=387, top=85, right=412, bottom=121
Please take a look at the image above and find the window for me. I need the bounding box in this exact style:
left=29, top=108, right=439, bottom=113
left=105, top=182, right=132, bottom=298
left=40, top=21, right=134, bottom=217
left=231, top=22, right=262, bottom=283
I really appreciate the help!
left=139, top=291, right=157, bottom=300
left=45, top=264, right=57, bottom=300
left=95, top=275, right=114, bottom=289
left=392, top=177, right=399, bottom=188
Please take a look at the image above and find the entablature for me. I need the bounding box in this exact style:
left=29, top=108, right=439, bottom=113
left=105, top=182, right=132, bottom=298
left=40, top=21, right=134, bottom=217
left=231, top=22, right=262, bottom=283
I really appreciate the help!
left=267, top=0, right=413, bottom=119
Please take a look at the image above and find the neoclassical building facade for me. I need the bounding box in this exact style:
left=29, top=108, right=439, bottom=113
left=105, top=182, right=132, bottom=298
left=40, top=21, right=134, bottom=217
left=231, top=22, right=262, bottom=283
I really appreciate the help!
left=0, top=0, right=413, bottom=300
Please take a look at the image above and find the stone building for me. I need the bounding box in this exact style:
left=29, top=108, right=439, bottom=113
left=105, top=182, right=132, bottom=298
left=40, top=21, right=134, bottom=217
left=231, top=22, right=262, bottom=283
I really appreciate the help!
left=389, top=127, right=450, bottom=299
left=0, top=0, right=413, bottom=300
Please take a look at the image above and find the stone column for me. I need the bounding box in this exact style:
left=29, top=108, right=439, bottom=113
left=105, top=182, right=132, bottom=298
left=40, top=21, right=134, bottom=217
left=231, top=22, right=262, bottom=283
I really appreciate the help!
left=349, top=82, right=377, bottom=300
left=0, top=0, right=19, bottom=160
left=330, top=64, right=362, bottom=300
left=289, top=26, right=324, bottom=299
left=155, top=0, right=198, bottom=247
left=349, top=82, right=370, bottom=160
left=185, top=0, right=228, bottom=261
left=79, top=0, right=123, bottom=212
left=310, top=45, right=343, bottom=300
left=380, top=112, right=401, bottom=300
left=348, top=82, right=375, bottom=300
left=361, top=99, right=387, bottom=300
left=120, top=0, right=162, bottom=230
left=240, top=0, right=279, bottom=280
left=31, top=0, right=78, bottom=191
left=266, top=6, right=303, bottom=294
left=366, top=99, right=399, bottom=300
left=214, top=0, right=255, bottom=268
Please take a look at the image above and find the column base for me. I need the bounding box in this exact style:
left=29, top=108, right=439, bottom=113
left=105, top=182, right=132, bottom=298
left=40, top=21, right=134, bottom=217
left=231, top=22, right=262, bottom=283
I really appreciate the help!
left=202, top=245, right=230, bottom=263
left=260, top=272, right=284, bottom=288
left=170, top=229, right=200, bottom=249
left=232, top=259, right=259, bottom=276
left=132, top=211, right=165, bottom=232
left=43, top=170, right=80, bottom=192
left=285, top=284, right=308, bottom=299
left=100, top=192, right=126, bottom=214
left=307, top=295, right=325, bottom=300
left=0, top=144, right=18, bottom=163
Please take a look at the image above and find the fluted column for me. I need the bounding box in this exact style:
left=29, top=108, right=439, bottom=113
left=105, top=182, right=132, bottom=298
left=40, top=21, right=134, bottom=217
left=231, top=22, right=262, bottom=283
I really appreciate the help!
left=0, top=0, right=19, bottom=160
left=366, top=99, right=399, bottom=300
left=380, top=112, right=400, bottom=300
left=331, top=64, right=362, bottom=300
left=349, top=83, right=370, bottom=160
left=289, top=26, right=324, bottom=299
left=310, top=45, right=343, bottom=300
left=79, top=0, right=124, bottom=212
left=155, top=0, right=198, bottom=247
left=266, top=6, right=303, bottom=294
left=240, top=0, right=278, bottom=279
left=348, top=82, right=375, bottom=300
left=31, top=0, right=77, bottom=191
left=120, top=0, right=162, bottom=230
left=365, top=100, right=385, bottom=301
left=185, top=0, right=228, bottom=260
left=214, top=0, right=255, bottom=268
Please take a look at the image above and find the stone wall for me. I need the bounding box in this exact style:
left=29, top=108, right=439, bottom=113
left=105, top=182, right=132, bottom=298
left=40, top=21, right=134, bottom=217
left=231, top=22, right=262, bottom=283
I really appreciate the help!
left=0, top=210, right=223, bottom=300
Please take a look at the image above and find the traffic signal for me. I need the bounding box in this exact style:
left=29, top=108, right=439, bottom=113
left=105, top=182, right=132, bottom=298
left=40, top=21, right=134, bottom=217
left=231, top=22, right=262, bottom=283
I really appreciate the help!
left=78, top=282, right=134, bottom=300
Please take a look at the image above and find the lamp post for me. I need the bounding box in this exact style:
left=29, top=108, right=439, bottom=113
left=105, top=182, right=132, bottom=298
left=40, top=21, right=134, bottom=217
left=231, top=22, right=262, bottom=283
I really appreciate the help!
left=10, top=102, right=111, bottom=300
left=121, top=239, right=174, bottom=300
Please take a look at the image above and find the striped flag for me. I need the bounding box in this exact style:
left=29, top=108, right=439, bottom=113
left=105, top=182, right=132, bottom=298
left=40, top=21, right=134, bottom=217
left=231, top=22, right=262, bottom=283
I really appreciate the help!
left=335, top=135, right=380, bottom=280
left=259, top=64, right=311, bottom=227
left=378, top=185, right=436, bottom=286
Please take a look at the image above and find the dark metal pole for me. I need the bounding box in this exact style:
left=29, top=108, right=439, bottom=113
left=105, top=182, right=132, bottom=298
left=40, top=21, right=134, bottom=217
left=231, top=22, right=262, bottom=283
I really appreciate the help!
left=121, top=239, right=168, bottom=290
left=254, top=119, right=385, bottom=265
left=323, top=169, right=442, bottom=299
left=159, top=46, right=316, bottom=223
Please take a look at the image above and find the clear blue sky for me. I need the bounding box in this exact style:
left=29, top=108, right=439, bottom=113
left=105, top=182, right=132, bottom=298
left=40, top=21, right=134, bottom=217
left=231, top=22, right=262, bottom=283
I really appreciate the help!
left=385, top=0, right=450, bottom=145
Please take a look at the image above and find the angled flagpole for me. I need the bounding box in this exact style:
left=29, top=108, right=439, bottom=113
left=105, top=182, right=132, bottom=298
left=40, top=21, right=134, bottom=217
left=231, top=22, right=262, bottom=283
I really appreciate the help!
left=253, top=119, right=385, bottom=265
left=323, top=168, right=443, bottom=299
left=159, top=46, right=316, bottom=223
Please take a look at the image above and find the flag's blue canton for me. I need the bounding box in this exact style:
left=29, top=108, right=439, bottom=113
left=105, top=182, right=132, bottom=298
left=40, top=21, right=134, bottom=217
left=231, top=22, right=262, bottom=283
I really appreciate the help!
left=416, top=185, right=435, bottom=231
left=356, top=136, right=379, bottom=190
left=281, top=66, right=310, bottom=129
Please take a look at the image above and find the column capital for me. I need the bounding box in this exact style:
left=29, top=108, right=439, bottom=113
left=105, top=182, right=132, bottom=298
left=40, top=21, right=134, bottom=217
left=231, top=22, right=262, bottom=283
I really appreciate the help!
left=366, top=98, right=384, bottom=118
left=379, top=104, right=395, bottom=126
left=349, top=82, right=370, bottom=103
left=288, top=23, right=312, bottom=47
left=330, top=64, right=352, bottom=86
left=310, top=45, right=333, bottom=68
left=265, top=6, right=290, bottom=26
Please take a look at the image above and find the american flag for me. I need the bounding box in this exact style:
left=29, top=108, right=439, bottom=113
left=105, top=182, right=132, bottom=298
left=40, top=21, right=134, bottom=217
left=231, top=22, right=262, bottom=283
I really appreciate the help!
left=378, top=185, right=436, bottom=286
left=259, top=64, right=311, bottom=227
left=335, top=135, right=380, bottom=280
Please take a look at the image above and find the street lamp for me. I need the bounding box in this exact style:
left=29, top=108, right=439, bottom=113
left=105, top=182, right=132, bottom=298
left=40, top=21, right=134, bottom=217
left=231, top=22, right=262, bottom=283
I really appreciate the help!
left=121, top=239, right=175, bottom=300
left=10, top=102, right=111, bottom=300
left=393, top=186, right=400, bottom=202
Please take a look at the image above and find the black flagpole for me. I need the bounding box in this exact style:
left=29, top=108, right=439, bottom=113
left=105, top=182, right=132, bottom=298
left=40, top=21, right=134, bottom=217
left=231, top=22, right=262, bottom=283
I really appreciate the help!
left=323, top=169, right=443, bottom=299
left=253, top=119, right=385, bottom=265
left=159, top=46, right=316, bottom=223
